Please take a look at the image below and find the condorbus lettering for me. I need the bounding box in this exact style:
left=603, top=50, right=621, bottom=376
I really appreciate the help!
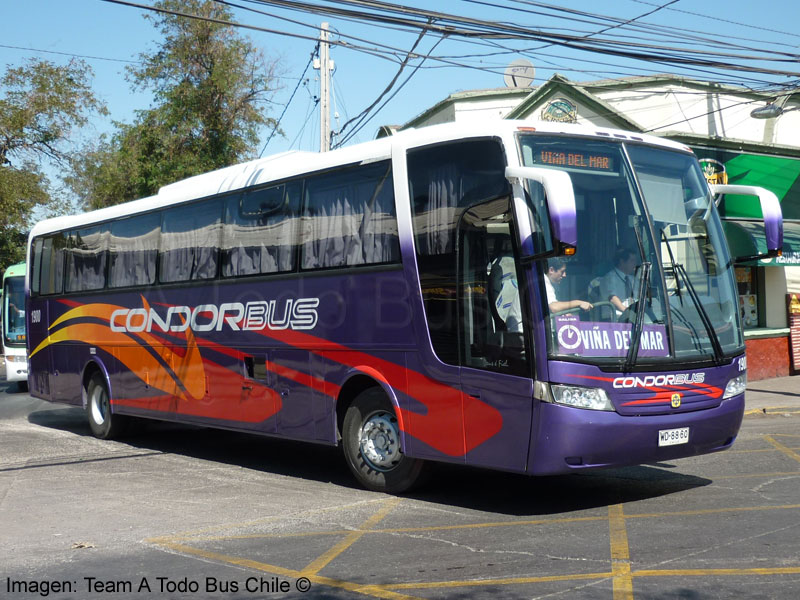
left=191, top=304, right=218, bottom=332
left=612, top=372, right=706, bottom=389
left=107, top=298, right=320, bottom=334
left=292, top=298, right=319, bottom=330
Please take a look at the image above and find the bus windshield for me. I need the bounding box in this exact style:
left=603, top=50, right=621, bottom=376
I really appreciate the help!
left=518, top=134, right=742, bottom=366
left=3, top=274, right=26, bottom=348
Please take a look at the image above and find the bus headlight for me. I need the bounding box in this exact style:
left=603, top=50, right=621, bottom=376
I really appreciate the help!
left=551, top=384, right=614, bottom=411
left=5, top=355, right=26, bottom=363
left=723, top=373, right=747, bottom=399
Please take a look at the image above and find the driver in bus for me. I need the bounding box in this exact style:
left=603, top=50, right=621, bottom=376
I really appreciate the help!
left=544, top=257, right=593, bottom=313
left=598, top=247, right=639, bottom=316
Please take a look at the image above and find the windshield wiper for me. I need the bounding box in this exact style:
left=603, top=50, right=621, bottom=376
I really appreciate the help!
left=674, top=263, right=724, bottom=365
left=624, top=261, right=651, bottom=372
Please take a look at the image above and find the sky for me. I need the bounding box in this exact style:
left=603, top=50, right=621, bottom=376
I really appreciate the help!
left=2, top=0, right=799, bottom=165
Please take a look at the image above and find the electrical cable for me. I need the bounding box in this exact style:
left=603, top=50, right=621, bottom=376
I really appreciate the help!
left=260, top=46, right=316, bottom=156
left=333, top=20, right=431, bottom=147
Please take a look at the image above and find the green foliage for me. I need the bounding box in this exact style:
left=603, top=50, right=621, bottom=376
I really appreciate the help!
left=72, top=0, right=279, bottom=210
left=0, top=58, right=105, bottom=268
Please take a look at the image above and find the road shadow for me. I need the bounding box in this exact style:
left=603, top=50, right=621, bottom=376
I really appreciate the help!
left=27, top=406, right=710, bottom=517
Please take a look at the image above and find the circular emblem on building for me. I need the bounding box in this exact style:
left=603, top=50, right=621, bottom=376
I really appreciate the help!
left=541, top=98, right=577, bottom=123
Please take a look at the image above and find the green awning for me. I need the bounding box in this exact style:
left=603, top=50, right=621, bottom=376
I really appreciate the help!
left=722, top=219, right=800, bottom=266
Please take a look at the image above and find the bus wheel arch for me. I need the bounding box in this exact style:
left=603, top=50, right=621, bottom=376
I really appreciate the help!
left=82, top=362, right=126, bottom=440
left=338, top=376, right=425, bottom=494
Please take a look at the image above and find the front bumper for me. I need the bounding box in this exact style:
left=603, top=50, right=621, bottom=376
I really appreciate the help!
left=527, top=394, right=744, bottom=475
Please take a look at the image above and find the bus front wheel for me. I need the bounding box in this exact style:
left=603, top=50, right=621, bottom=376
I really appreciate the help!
left=85, top=372, right=126, bottom=439
left=342, top=388, right=425, bottom=494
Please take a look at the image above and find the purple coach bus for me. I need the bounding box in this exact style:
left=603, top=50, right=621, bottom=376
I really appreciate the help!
left=25, top=121, right=782, bottom=492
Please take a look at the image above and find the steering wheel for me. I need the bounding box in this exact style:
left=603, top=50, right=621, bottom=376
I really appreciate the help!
left=551, top=300, right=615, bottom=319
left=618, top=300, right=659, bottom=325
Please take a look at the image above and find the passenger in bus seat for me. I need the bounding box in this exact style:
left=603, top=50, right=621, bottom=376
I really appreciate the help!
left=489, top=252, right=521, bottom=333
left=544, top=257, right=593, bottom=314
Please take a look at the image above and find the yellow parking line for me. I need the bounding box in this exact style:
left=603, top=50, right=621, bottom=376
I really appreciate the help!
left=764, top=435, right=800, bottom=464
left=627, top=503, right=800, bottom=520
left=301, top=497, right=402, bottom=577
left=634, top=567, right=800, bottom=577
left=146, top=498, right=387, bottom=542
left=385, top=571, right=612, bottom=590
left=154, top=504, right=800, bottom=546
left=155, top=539, right=421, bottom=600
left=744, top=407, right=800, bottom=416
left=608, top=504, right=634, bottom=600
left=366, top=514, right=607, bottom=534
left=727, top=447, right=800, bottom=455
left=712, top=471, right=800, bottom=480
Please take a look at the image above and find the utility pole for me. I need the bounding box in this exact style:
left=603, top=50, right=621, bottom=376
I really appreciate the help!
left=314, top=22, right=334, bottom=152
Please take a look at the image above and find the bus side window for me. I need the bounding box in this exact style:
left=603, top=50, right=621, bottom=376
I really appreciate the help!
left=160, top=199, right=223, bottom=283
left=221, top=182, right=300, bottom=277
left=301, top=161, right=399, bottom=270
left=38, top=233, right=67, bottom=296
left=108, top=213, right=160, bottom=288
left=30, top=238, right=43, bottom=296
left=65, top=225, right=109, bottom=293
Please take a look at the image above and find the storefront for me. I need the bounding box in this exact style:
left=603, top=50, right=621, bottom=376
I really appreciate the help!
left=693, top=147, right=800, bottom=379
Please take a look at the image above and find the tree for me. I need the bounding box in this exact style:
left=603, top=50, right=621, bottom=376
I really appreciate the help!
left=71, top=0, right=280, bottom=210
left=0, top=58, right=106, bottom=267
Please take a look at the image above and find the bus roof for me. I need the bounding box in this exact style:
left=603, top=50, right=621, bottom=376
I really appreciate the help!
left=28, top=120, right=691, bottom=240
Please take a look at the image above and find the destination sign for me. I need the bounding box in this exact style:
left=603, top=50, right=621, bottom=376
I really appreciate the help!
left=536, top=149, right=614, bottom=172
left=555, top=315, right=668, bottom=358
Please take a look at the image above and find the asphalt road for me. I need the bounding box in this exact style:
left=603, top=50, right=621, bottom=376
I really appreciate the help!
left=1, top=375, right=799, bottom=600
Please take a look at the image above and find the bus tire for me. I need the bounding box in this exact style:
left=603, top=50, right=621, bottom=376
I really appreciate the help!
left=85, top=372, right=126, bottom=439
left=342, top=388, right=425, bottom=494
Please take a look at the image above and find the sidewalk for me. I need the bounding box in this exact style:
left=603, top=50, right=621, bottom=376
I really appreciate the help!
left=745, top=375, right=800, bottom=416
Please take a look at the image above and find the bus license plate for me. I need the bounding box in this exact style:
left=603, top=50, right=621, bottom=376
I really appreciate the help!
left=658, top=427, right=689, bottom=447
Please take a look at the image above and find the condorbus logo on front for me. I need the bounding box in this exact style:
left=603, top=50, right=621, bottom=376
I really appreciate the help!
left=109, top=298, right=320, bottom=334
left=612, top=373, right=706, bottom=389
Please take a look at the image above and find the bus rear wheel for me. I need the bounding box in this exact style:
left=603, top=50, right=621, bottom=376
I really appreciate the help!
left=85, top=372, right=126, bottom=439
left=342, top=388, right=425, bottom=493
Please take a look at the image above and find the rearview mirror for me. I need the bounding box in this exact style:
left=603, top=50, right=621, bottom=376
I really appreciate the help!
left=505, top=166, right=577, bottom=258
left=712, top=184, right=783, bottom=262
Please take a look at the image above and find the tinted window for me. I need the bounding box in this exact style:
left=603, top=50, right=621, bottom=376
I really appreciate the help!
left=37, top=233, right=68, bottom=295
left=160, top=199, right=223, bottom=283
left=30, top=238, right=43, bottom=296
left=301, top=161, right=399, bottom=269
left=3, top=275, right=26, bottom=346
left=407, top=139, right=509, bottom=364
left=221, top=183, right=300, bottom=277
left=65, top=225, right=109, bottom=292
left=109, top=213, right=160, bottom=288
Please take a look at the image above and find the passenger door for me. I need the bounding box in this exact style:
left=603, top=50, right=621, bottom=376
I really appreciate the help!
left=457, top=199, right=535, bottom=472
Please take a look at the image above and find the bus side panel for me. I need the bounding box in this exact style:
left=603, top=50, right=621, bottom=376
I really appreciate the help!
left=28, top=269, right=520, bottom=464
left=49, top=341, right=84, bottom=406
left=26, top=296, right=52, bottom=400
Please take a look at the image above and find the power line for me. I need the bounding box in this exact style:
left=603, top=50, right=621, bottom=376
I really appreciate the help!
left=235, top=0, right=800, bottom=77
left=260, top=47, right=317, bottom=156
left=91, top=0, right=800, bottom=151
left=0, top=43, right=137, bottom=64
left=629, top=0, right=800, bottom=40
left=333, top=20, right=431, bottom=146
